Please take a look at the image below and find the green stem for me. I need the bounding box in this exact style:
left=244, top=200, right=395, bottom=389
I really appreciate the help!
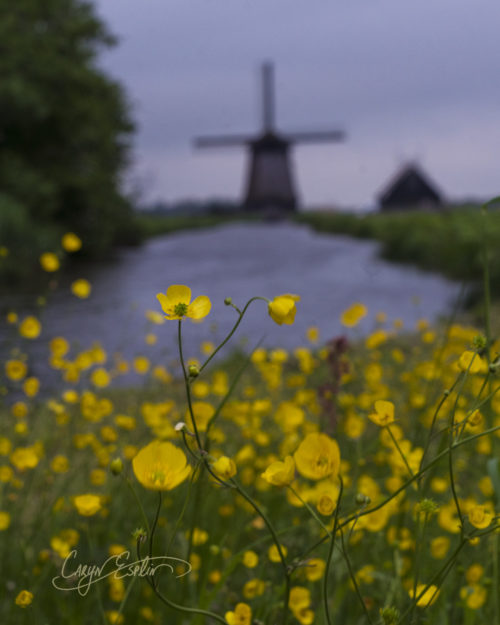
left=229, top=477, right=291, bottom=625
left=199, top=296, right=268, bottom=373
left=387, top=424, right=415, bottom=481
left=339, top=527, right=374, bottom=624
left=323, top=474, right=343, bottom=625
left=124, top=475, right=151, bottom=537
left=178, top=320, right=203, bottom=449
left=287, top=484, right=332, bottom=536
left=136, top=538, right=228, bottom=624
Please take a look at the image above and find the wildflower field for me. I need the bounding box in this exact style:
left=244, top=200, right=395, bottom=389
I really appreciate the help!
left=1, top=230, right=500, bottom=625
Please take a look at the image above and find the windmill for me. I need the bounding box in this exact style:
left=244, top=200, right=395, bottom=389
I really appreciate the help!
left=194, top=62, right=346, bottom=212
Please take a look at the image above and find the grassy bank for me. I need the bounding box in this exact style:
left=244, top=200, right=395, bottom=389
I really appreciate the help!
left=296, top=206, right=500, bottom=300
left=135, top=212, right=250, bottom=238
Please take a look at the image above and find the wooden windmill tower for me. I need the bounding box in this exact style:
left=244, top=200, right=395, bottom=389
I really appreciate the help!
left=194, top=62, right=346, bottom=212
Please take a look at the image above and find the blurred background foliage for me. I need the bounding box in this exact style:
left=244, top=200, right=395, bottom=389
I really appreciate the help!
left=0, top=0, right=138, bottom=285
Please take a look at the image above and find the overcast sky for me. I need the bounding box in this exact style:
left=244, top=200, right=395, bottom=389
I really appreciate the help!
left=94, top=0, right=500, bottom=209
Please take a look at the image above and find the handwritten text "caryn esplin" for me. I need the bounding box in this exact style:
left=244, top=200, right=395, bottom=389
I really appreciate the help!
left=52, top=550, right=191, bottom=596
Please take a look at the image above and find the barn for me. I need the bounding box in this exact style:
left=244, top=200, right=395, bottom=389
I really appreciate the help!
left=378, top=164, right=443, bottom=211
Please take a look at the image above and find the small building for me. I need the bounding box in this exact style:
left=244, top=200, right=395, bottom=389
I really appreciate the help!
left=378, top=163, right=443, bottom=211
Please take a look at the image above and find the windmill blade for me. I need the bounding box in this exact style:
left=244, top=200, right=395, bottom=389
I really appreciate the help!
left=193, top=135, right=251, bottom=148
left=286, top=130, right=346, bottom=144
left=262, top=61, right=275, bottom=133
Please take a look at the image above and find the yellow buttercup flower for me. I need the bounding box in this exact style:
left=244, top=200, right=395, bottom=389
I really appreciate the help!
left=225, top=603, right=252, bottom=625
left=157, top=284, right=211, bottom=321
left=62, top=232, right=82, bottom=252
left=132, top=440, right=191, bottom=490
left=73, top=494, right=102, bottom=516
left=5, top=359, right=27, bottom=381
left=457, top=350, right=485, bottom=374
left=289, top=586, right=311, bottom=617
left=10, top=445, right=40, bottom=471
left=305, top=558, right=326, bottom=581
left=242, top=550, right=259, bottom=568
left=468, top=505, right=493, bottom=529
left=268, top=544, right=287, bottom=562
left=211, top=456, right=237, bottom=480
left=261, top=456, right=295, bottom=486
left=0, top=511, right=11, bottom=530
left=368, top=400, right=395, bottom=427
left=15, top=590, right=33, bottom=608
left=460, top=584, right=487, bottom=610
left=409, top=584, right=440, bottom=607
left=341, top=302, right=367, bottom=327
left=294, top=433, right=340, bottom=480
left=71, top=279, right=92, bottom=298
left=40, top=252, right=60, bottom=272
left=19, top=316, right=41, bottom=339
left=268, top=294, right=300, bottom=325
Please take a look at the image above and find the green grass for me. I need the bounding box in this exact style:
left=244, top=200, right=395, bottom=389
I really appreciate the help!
left=135, top=212, right=261, bottom=239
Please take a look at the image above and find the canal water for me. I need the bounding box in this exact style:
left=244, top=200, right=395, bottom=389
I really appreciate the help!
left=4, top=222, right=463, bottom=384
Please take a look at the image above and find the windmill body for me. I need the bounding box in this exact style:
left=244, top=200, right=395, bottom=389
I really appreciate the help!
left=194, top=63, right=345, bottom=212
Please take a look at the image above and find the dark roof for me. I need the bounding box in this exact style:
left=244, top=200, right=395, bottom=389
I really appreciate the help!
left=378, top=163, right=443, bottom=209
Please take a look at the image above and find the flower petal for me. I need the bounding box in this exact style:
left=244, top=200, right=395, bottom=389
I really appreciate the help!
left=166, top=284, right=192, bottom=305
left=188, top=295, right=211, bottom=319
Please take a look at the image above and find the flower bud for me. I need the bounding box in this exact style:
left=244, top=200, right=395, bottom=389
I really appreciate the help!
left=355, top=493, right=371, bottom=506
left=110, top=458, right=123, bottom=476
left=188, top=364, right=199, bottom=378
left=224, top=297, right=232, bottom=306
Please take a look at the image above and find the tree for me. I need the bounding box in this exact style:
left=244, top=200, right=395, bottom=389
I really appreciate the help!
left=0, top=0, right=136, bottom=280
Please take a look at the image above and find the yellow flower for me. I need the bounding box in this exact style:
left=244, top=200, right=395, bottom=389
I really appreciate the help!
left=23, top=377, right=40, bottom=397
left=19, top=316, right=41, bottom=339
left=91, top=367, right=111, bottom=388
left=261, top=456, right=295, bottom=486
left=15, top=590, right=33, bottom=608
left=62, top=232, right=82, bottom=252
left=341, top=302, right=367, bottom=327
left=409, top=584, right=440, bottom=607
left=5, top=359, right=27, bottom=381
left=289, top=586, right=311, bottom=614
left=0, top=511, right=11, bottom=530
left=468, top=505, right=493, bottom=529
left=71, top=279, right=92, bottom=298
left=268, top=544, right=287, bottom=562
left=268, top=294, right=300, bottom=325
left=132, top=440, right=191, bottom=490
left=225, top=602, right=252, bottom=625
left=466, top=564, right=484, bottom=584
left=10, top=445, right=40, bottom=471
left=242, top=550, right=259, bottom=568
left=156, top=284, right=211, bottom=321
left=460, top=584, right=487, bottom=610
left=458, top=350, right=485, bottom=374
left=430, top=536, right=450, bottom=559
left=306, top=326, right=319, bottom=344
left=134, top=356, right=150, bottom=374
left=51, top=455, right=70, bottom=473
left=368, top=400, right=395, bottom=427
left=243, top=578, right=265, bottom=598
left=305, top=557, right=326, bottom=581
left=212, top=456, right=237, bottom=480
left=294, top=433, right=340, bottom=480
left=40, top=252, right=60, bottom=272
left=73, top=494, right=102, bottom=517
left=365, top=329, right=388, bottom=349
left=316, top=493, right=336, bottom=516
left=50, top=336, right=70, bottom=357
